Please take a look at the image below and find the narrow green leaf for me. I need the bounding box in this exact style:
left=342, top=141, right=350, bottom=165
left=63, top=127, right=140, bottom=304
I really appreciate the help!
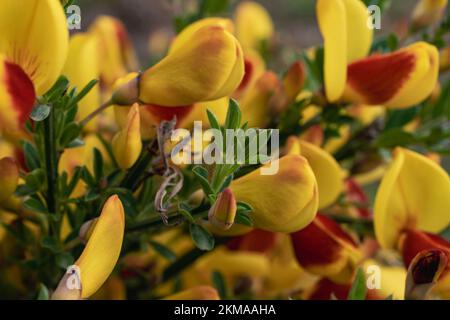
left=24, top=197, right=48, bottom=214
left=207, top=109, right=221, bottom=130
left=348, top=268, right=367, bottom=300
left=189, top=223, right=215, bottom=251
left=37, top=284, right=50, bottom=300
left=150, top=241, right=177, bottom=262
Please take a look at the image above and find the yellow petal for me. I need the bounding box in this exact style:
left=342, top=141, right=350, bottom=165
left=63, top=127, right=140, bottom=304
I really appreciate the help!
left=169, top=18, right=234, bottom=54
left=112, top=104, right=142, bottom=169
left=135, top=26, right=244, bottom=107
left=0, top=157, right=19, bottom=202
left=75, top=195, right=125, bottom=298
left=299, top=140, right=344, bottom=209
left=179, top=97, right=230, bottom=129
left=63, top=33, right=100, bottom=131
left=235, top=1, right=274, bottom=52
left=230, top=155, right=318, bottom=233
left=240, top=71, right=280, bottom=128
left=342, top=0, right=373, bottom=63
left=0, top=0, right=69, bottom=95
left=317, top=0, right=348, bottom=102
left=374, top=148, right=450, bottom=249
left=196, top=248, right=270, bottom=278
left=89, top=15, right=138, bottom=87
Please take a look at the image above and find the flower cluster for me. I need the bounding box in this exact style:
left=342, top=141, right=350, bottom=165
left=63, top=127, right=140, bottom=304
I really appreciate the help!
left=0, top=0, right=449, bottom=301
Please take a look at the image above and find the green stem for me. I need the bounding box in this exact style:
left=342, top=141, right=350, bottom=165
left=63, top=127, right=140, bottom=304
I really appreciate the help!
left=43, top=107, right=59, bottom=236
left=126, top=204, right=210, bottom=233
left=79, top=100, right=112, bottom=127
left=120, top=150, right=153, bottom=191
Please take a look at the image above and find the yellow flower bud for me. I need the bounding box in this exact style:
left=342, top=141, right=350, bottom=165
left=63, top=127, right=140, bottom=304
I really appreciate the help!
left=208, top=188, right=237, bottom=230
left=235, top=1, right=274, bottom=52
left=112, top=104, right=142, bottom=169
left=0, top=157, right=19, bottom=202
left=412, top=0, right=448, bottom=29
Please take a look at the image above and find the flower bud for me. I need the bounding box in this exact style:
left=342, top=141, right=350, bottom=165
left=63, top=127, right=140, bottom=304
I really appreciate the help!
left=0, top=157, right=19, bottom=202
left=89, top=15, right=138, bottom=87
left=412, top=0, right=448, bottom=30
left=405, top=250, right=448, bottom=300
left=440, top=45, right=450, bottom=71
left=208, top=188, right=237, bottom=230
left=112, top=104, right=142, bottom=169
left=235, top=1, right=274, bottom=52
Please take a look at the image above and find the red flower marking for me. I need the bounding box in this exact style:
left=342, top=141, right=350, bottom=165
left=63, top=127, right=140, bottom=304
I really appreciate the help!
left=347, top=51, right=416, bottom=104
left=144, top=104, right=194, bottom=127
left=290, top=214, right=357, bottom=267
left=226, top=229, right=277, bottom=253
left=4, top=61, right=35, bottom=126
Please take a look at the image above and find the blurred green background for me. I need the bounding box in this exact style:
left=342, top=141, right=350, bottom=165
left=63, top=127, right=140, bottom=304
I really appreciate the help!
left=76, top=0, right=418, bottom=63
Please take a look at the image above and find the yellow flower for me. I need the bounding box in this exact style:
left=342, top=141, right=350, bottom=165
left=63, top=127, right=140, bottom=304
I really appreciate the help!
left=291, top=213, right=362, bottom=283
left=412, top=0, right=448, bottom=29
left=169, top=18, right=234, bottom=54
left=343, top=42, right=440, bottom=109
left=112, top=25, right=244, bottom=107
left=0, top=157, right=19, bottom=202
left=374, top=148, right=450, bottom=249
left=0, top=0, right=68, bottom=132
left=89, top=15, right=138, bottom=87
left=317, top=0, right=373, bottom=102
left=112, top=104, right=142, bottom=169
left=63, top=33, right=101, bottom=131
left=230, top=155, right=318, bottom=233
left=235, top=1, right=274, bottom=52
left=317, top=0, right=439, bottom=109
left=239, top=71, right=280, bottom=128
left=52, top=195, right=125, bottom=299
left=286, top=137, right=344, bottom=209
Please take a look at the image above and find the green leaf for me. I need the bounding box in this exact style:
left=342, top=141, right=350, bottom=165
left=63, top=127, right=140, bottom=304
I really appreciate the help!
left=22, top=141, right=41, bottom=170
left=41, top=236, right=61, bottom=253
left=207, top=109, right=221, bottom=130
left=93, top=148, right=104, bottom=180
left=192, top=166, right=214, bottom=196
left=55, top=252, right=74, bottom=269
left=211, top=271, right=228, bottom=299
left=178, top=203, right=195, bottom=223
left=24, top=197, right=48, bottom=214
left=25, top=169, right=45, bottom=191
left=224, top=99, right=242, bottom=130
left=348, top=268, right=367, bottom=300
left=30, top=104, right=51, bottom=122
left=234, top=211, right=253, bottom=227
left=150, top=241, right=177, bottom=262
left=69, top=79, right=99, bottom=108
left=376, top=129, right=417, bottom=148
left=37, top=284, right=50, bottom=300
left=60, top=122, right=81, bottom=147
left=189, top=223, right=215, bottom=251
